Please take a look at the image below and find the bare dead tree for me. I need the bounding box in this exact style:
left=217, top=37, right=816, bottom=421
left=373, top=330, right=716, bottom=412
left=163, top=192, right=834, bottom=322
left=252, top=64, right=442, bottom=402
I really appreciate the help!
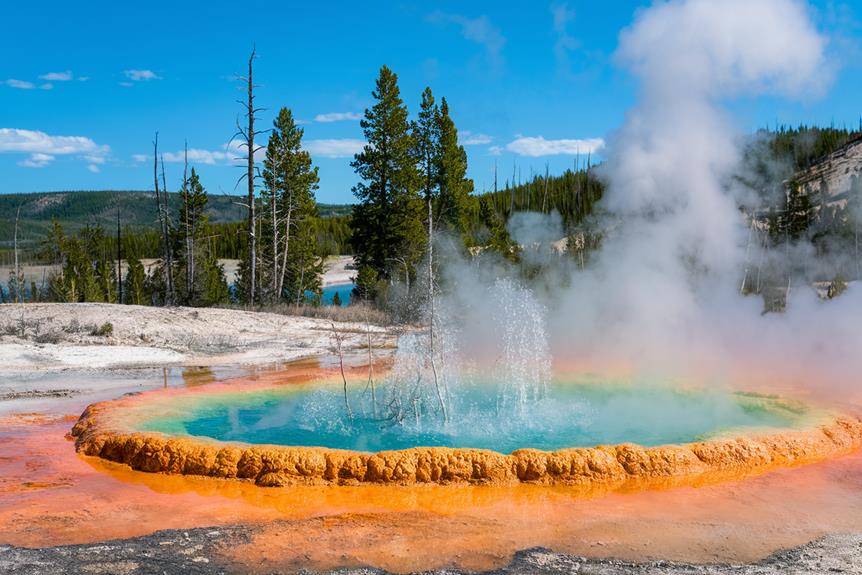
left=12, top=206, right=23, bottom=303
left=116, top=202, right=122, bottom=304
left=231, top=46, right=266, bottom=306
left=387, top=256, right=411, bottom=291
left=542, top=162, right=549, bottom=213
left=427, top=191, right=447, bottom=423
left=153, top=134, right=174, bottom=305
left=510, top=162, right=516, bottom=214
left=160, top=153, right=175, bottom=303
left=277, top=187, right=296, bottom=298
left=182, top=142, right=193, bottom=301
left=365, top=301, right=376, bottom=416
left=329, top=321, right=353, bottom=419
left=740, top=213, right=755, bottom=294
left=268, top=169, right=279, bottom=301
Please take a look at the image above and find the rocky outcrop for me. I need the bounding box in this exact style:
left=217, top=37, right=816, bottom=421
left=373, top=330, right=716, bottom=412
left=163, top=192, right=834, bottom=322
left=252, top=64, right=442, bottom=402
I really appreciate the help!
left=71, top=394, right=862, bottom=488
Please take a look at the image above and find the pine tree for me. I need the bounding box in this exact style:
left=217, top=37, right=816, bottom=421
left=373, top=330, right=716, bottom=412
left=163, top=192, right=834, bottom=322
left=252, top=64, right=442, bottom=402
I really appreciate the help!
left=414, top=87, right=439, bottom=209
left=203, top=254, right=230, bottom=305
left=96, top=256, right=116, bottom=303
left=125, top=255, right=149, bottom=305
left=351, top=65, right=424, bottom=298
left=436, top=97, right=473, bottom=240
left=175, top=167, right=209, bottom=305
left=259, top=107, right=322, bottom=304
left=479, top=196, right=519, bottom=262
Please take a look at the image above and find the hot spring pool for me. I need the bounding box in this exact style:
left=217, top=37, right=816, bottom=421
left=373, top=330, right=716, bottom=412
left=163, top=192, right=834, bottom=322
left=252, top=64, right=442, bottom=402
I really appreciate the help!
left=137, top=380, right=805, bottom=454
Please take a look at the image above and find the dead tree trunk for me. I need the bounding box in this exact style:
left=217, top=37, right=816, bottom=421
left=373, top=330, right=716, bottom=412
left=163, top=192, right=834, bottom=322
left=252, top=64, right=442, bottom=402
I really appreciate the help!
left=160, top=155, right=175, bottom=304
left=116, top=204, right=122, bottom=304
left=153, top=134, right=174, bottom=306
left=330, top=321, right=352, bottom=419
left=269, top=170, right=279, bottom=301
left=182, top=143, right=193, bottom=303
left=246, top=48, right=257, bottom=305
left=12, top=206, right=22, bottom=303
left=428, top=194, right=446, bottom=423
left=278, top=192, right=294, bottom=298
left=232, top=47, right=266, bottom=306
left=542, top=163, right=549, bottom=213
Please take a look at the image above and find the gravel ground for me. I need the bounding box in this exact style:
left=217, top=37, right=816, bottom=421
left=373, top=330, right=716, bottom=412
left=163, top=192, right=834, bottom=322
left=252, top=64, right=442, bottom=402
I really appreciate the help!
left=1, top=529, right=860, bottom=574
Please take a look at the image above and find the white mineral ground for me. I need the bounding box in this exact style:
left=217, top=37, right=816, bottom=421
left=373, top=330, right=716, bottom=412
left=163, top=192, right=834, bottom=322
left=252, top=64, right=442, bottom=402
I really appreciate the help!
left=0, top=299, right=393, bottom=417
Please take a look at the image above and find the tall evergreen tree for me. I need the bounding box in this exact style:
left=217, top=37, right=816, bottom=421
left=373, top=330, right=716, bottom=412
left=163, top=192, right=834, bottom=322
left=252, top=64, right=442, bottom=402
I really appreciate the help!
left=124, top=255, right=149, bottom=305
left=259, top=107, right=322, bottom=304
left=351, top=65, right=424, bottom=298
left=436, top=98, right=473, bottom=240
left=174, top=167, right=209, bottom=305
left=414, top=87, right=439, bottom=208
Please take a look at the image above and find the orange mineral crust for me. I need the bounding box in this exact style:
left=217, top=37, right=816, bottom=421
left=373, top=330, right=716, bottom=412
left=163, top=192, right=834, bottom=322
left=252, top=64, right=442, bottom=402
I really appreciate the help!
left=3, top=366, right=862, bottom=573
left=70, top=380, right=862, bottom=487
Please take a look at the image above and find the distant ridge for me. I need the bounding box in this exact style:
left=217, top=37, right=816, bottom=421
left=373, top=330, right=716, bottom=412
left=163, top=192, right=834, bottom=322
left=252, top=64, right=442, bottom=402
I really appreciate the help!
left=0, top=190, right=352, bottom=245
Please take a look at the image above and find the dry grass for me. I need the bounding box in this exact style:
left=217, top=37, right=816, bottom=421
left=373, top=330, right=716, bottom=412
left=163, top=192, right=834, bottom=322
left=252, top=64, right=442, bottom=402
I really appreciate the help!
left=218, top=302, right=393, bottom=326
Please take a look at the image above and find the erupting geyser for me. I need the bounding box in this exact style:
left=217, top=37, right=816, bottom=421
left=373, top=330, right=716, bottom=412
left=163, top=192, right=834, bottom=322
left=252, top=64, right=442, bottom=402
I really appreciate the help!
left=71, top=0, right=862, bottom=489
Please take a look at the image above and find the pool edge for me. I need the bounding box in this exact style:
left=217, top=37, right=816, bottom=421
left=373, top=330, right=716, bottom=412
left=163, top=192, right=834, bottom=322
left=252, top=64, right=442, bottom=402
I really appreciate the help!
left=71, top=396, right=862, bottom=487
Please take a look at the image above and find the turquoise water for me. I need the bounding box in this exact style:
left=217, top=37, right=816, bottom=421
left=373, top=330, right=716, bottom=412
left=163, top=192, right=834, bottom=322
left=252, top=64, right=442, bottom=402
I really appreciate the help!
left=304, top=283, right=353, bottom=306
left=139, top=381, right=802, bottom=454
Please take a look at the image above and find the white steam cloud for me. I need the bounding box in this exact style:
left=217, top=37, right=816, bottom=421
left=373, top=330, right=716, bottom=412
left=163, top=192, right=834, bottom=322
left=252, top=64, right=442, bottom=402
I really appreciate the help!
left=440, top=0, right=859, bottom=398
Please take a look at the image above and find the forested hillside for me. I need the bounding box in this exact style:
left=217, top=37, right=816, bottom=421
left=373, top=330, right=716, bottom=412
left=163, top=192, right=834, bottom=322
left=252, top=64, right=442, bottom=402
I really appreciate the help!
left=0, top=191, right=353, bottom=260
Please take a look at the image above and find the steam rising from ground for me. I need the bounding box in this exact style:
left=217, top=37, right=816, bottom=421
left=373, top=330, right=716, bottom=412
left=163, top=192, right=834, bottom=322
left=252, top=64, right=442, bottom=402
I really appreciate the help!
left=438, top=0, right=861, bottom=395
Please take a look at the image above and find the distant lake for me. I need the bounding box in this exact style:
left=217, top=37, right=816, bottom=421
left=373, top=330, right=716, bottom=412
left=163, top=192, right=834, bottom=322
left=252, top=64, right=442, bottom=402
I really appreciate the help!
left=320, top=283, right=353, bottom=306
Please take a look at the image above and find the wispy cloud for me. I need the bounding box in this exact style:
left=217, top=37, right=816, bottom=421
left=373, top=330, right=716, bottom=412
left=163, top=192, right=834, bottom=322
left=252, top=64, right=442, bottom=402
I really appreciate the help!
left=551, top=3, right=579, bottom=75
left=39, top=83, right=53, bottom=90
left=0, top=128, right=110, bottom=171
left=123, top=69, right=161, bottom=82
left=133, top=140, right=261, bottom=166
left=460, top=131, right=493, bottom=145
left=314, top=112, right=362, bottom=123
left=305, top=139, right=365, bottom=158
left=4, top=79, right=35, bottom=89
left=39, top=70, right=73, bottom=81
left=18, top=153, right=54, bottom=168
left=429, top=11, right=506, bottom=68
left=134, top=138, right=365, bottom=166
left=503, top=135, right=604, bottom=157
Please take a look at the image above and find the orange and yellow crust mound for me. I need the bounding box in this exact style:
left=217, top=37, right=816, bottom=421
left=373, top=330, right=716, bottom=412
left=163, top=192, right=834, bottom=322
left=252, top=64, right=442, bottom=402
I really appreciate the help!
left=71, top=392, right=862, bottom=487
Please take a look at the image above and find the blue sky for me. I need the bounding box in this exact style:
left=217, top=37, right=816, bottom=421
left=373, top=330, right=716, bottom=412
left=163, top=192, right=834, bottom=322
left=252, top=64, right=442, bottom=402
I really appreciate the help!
left=1, top=0, right=860, bottom=203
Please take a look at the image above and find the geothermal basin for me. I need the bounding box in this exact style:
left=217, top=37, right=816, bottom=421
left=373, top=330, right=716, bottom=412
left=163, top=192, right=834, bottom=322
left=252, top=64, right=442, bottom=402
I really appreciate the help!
left=71, top=371, right=862, bottom=487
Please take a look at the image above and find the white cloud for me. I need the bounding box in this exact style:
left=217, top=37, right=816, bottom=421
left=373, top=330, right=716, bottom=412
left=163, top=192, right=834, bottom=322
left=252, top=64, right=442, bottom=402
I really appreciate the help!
left=18, top=153, right=55, bottom=168
left=124, top=69, right=161, bottom=82
left=39, top=71, right=73, bottom=81
left=4, top=79, right=35, bottom=89
left=429, top=12, right=506, bottom=66
left=460, top=131, right=493, bottom=145
left=0, top=128, right=110, bottom=168
left=87, top=164, right=101, bottom=173
left=488, top=145, right=503, bottom=156
left=134, top=140, right=258, bottom=166
left=164, top=148, right=235, bottom=165
left=504, top=135, right=604, bottom=157
left=305, top=139, right=365, bottom=158
left=40, top=83, right=53, bottom=90
left=119, top=81, right=134, bottom=88
left=314, top=112, right=362, bottom=123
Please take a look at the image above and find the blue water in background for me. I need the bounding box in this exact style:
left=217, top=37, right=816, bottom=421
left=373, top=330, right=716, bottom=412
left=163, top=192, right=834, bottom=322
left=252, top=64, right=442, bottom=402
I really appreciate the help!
left=305, top=283, right=353, bottom=306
